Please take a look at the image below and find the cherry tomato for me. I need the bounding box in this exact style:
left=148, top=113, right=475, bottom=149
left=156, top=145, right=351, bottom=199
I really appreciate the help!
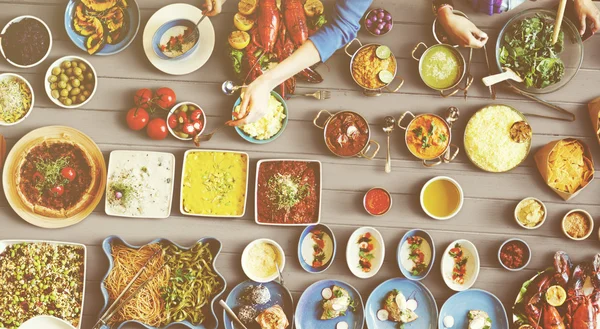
left=168, top=114, right=178, bottom=129
left=176, top=111, right=188, bottom=125
left=133, top=88, right=153, bottom=109
left=182, top=123, right=195, bottom=135
left=146, top=118, right=168, bottom=140
left=126, top=107, right=150, bottom=131
left=33, top=172, right=44, bottom=182
left=61, top=167, right=76, bottom=182
left=192, top=120, right=204, bottom=132
left=189, top=109, right=203, bottom=122
left=51, top=185, right=64, bottom=197
left=155, top=87, right=176, bottom=109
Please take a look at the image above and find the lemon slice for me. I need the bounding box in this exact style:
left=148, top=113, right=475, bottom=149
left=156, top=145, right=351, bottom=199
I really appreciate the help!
left=238, top=0, right=258, bottom=15
left=228, top=31, right=250, bottom=50
left=234, top=13, right=255, bottom=31
left=545, top=285, right=567, bottom=307
left=379, top=70, right=394, bottom=84
left=304, top=0, right=324, bottom=17
left=376, top=45, right=391, bottom=59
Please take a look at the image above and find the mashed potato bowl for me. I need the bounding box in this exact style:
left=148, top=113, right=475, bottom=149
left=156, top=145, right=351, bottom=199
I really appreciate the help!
left=233, top=91, right=288, bottom=144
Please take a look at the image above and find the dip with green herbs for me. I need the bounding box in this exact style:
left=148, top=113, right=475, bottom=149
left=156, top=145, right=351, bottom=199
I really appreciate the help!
left=420, top=45, right=462, bottom=90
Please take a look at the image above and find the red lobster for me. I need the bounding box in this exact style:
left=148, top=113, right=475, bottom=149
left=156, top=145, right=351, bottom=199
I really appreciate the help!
left=256, top=0, right=280, bottom=52
left=566, top=263, right=596, bottom=329
left=282, top=0, right=308, bottom=46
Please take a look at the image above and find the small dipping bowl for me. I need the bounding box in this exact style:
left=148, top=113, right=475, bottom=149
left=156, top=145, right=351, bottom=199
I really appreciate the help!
left=297, top=224, right=336, bottom=274
left=364, top=8, right=393, bottom=36
left=241, top=238, right=285, bottom=283
left=0, top=15, right=52, bottom=68
left=152, top=19, right=200, bottom=60
left=514, top=197, right=547, bottom=230
left=363, top=187, right=392, bottom=216
left=498, top=238, right=531, bottom=271
left=562, top=209, right=594, bottom=241
left=167, top=101, right=207, bottom=141
left=420, top=176, right=463, bottom=220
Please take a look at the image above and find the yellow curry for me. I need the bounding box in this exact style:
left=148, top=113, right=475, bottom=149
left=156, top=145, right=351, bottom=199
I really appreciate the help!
left=406, top=114, right=450, bottom=159
left=182, top=151, right=248, bottom=216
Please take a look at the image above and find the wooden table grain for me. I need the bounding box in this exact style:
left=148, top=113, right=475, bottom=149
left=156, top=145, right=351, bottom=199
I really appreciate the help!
left=1, top=0, right=599, bottom=328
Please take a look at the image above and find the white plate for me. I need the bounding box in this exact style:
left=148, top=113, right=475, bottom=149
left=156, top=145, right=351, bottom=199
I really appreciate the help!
left=104, top=150, right=175, bottom=219
left=20, top=316, right=76, bottom=329
left=346, top=227, right=385, bottom=279
left=254, top=159, right=322, bottom=226
left=44, top=56, right=98, bottom=109
left=0, top=240, right=87, bottom=329
left=142, top=4, right=215, bottom=75
left=440, top=239, right=480, bottom=291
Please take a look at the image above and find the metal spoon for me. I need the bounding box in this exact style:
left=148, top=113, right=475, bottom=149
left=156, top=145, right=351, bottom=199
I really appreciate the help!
left=383, top=116, right=395, bottom=173
left=219, top=300, right=249, bottom=329
left=222, top=80, right=247, bottom=96
left=275, top=262, right=284, bottom=286
left=160, top=15, right=207, bottom=59
left=193, top=124, right=226, bottom=147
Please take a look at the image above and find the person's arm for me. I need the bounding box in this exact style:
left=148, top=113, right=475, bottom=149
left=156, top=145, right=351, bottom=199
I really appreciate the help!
left=227, top=0, right=372, bottom=126
left=434, top=0, right=488, bottom=48
left=573, top=0, right=600, bottom=35
left=201, top=0, right=223, bottom=16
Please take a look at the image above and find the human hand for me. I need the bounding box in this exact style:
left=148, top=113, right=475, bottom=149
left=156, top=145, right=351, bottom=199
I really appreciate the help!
left=201, top=0, right=222, bottom=16
left=573, top=0, right=600, bottom=36
left=438, top=7, right=488, bottom=48
left=226, top=77, right=274, bottom=127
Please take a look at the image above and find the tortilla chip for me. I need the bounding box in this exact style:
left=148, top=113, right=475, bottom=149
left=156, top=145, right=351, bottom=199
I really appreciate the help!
left=546, top=140, right=593, bottom=194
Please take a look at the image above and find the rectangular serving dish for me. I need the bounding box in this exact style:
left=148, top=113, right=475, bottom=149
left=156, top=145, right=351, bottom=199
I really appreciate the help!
left=254, top=159, right=322, bottom=226
left=98, top=236, right=226, bottom=329
left=0, top=240, right=87, bottom=329
left=105, top=150, right=176, bottom=219
left=179, top=149, right=249, bottom=218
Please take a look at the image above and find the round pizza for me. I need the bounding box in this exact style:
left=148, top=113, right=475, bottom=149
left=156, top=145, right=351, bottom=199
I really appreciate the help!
left=16, top=139, right=99, bottom=218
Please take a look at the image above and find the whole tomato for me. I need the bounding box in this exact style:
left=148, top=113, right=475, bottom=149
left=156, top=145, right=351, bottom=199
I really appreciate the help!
left=133, top=88, right=153, bottom=109
left=155, top=87, right=176, bottom=109
left=51, top=185, right=64, bottom=197
left=61, top=167, right=76, bottom=182
left=126, top=107, right=149, bottom=131
left=146, top=118, right=168, bottom=140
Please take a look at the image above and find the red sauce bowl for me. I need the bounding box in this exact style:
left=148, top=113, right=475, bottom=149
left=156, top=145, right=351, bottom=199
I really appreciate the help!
left=498, top=238, right=531, bottom=271
left=363, top=187, right=392, bottom=216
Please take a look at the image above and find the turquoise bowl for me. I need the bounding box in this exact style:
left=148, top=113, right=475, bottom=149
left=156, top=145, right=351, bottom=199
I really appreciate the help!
left=233, top=91, right=288, bottom=144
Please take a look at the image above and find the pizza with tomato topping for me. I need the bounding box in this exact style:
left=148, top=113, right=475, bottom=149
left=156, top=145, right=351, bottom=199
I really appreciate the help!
left=16, top=139, right=98, bottom=217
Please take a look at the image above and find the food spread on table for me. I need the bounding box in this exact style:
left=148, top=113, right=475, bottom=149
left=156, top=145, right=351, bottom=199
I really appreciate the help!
left=2, top=1, right=600, bottom=328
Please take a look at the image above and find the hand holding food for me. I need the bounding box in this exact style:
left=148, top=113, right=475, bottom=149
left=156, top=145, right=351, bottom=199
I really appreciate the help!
left=227, top=78, right=273, bottom=126
left=437, top=7, right=488, bottom=48
left=201, top=0, right=222, bottom=16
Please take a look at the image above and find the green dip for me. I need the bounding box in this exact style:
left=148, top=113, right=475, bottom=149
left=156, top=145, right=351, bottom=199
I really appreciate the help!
left=421, top=46, right=461, bottom=90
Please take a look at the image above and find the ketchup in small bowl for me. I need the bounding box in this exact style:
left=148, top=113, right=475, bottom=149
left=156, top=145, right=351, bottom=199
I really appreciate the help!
left=363, top=187, right=392, bottom=216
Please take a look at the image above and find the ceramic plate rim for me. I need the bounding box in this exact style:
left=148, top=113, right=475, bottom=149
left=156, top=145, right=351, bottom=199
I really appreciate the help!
left=346, top=226, right=385, bottom=279
left=438, top=288, right=509, bottom=329
left=440, top=239, right=480, bottom=291
left=397, top=229, right=436, bottom=280
left=297, top=223, right=336, bottom=273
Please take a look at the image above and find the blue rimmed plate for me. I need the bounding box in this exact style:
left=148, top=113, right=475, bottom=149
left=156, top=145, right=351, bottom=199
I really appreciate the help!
left=64, top=0, right=140, bottom=55
left=99, top=235, right=226, bottom=329
left=298, top=224, right=336, bottom=273
left=223, top=280, right=294, bottom=329
left=438, top=289, right=508, bottom=329
left=295, top=279, right=365, bottom=329
left=397, top=229, right=435, bottom=280
left=365, top=278, right=437, bottom=329
left=233, top=91, right=288, bottom=144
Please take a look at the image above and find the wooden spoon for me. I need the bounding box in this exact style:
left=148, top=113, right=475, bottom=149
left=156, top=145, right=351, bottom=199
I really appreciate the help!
left=482, top=68, right=523, bottom=87
left=0, top=134, right=6, bottom=170
left=553, top=0, right=568, bottom=45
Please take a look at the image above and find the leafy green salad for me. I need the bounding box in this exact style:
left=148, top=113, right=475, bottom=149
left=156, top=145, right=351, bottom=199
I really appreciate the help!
left=499, top=14, right=565, bottom=89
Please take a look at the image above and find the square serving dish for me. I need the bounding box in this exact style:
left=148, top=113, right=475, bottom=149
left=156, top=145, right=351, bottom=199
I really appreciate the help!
left=255, top=159, right=322, bottom=226
left=105, top=150, right=176, bottom=219
left=0, top=240, right=87, bottom=329
left=180, top=150, right=249, bottom=218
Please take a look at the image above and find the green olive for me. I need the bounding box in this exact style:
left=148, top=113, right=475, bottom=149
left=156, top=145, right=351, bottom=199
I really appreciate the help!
left=59, top=74, right=68, bottom=82
left=78, top=95, right=86, bottom=103
left=83, top=90, right=91, bottom=97
left=71, top=87, right=81, bottom=96
left=66, top=84, right=72, bottom=92
left=73, top=67, right=83, bottom=76
left=76, top=74, right=85, bottom=82
left=63, top=61, right=72, bottom=68
left=58, top=81, right=67, bottom=89
left=86, top=73, right=93, bottom=81
left=51, top=90, right=59, bottom=99
left=85, top=83, right=94, bottom=91
left=71, top=79, right=81, bottom=88
left=71, top=96, right=77, bottom=103
left=60, top=89, right=69, bottom=97
left=48, top=75, right=57, bottom=83
left=79, top=63, right=87, bottom=71
left=180, top=105, right=189, bottom=112
left=51, top=67, right=61, bottom=75
left=79, top=84, right=86, bottom=91
left=64, top=98, right=72, bottom=106
left=50, top=83, right=57, bottom=90
left=66, top=68, right=73, bottom=75
left=71, top=61, right=78, bottom=68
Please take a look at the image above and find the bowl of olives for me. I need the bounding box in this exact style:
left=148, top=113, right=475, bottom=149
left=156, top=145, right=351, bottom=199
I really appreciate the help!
left=44, top=56, right=97, bottom=108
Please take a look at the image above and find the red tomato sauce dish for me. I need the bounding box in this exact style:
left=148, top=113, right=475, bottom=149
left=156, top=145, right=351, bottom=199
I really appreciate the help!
left=256, top=160, right=321, bottom=225
left=363, top=187, right=392, bottom=216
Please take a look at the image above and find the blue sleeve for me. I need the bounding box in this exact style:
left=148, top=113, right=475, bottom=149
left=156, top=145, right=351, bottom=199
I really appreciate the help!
left=309, top=0, right=373, bottom=62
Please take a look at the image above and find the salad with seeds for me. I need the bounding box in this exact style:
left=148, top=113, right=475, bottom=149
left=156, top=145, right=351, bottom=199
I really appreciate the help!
left=0, top=75, right=32, bottom=124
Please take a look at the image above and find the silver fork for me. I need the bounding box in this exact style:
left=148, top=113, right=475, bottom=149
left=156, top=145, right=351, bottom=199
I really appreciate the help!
left=299, top=90, right=331, bottom=100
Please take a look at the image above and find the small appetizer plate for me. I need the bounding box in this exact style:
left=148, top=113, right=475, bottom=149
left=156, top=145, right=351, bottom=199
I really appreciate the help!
left=397, top=229, right=435, bottom=280
left=365, top=278, right=437, bottom=329
left=223, top=280, right=294, bottom=329
left=152, top=19, right=201, bottom=60
left=295, top=279, right=365, bottom=329
left=298, top=224, right=336, bottom=273
left=347, top=227, right=385, bottom=279
left=440, top=239, right=480, bottom=291
left=241, top=238, right=286, bottom=283
left=20, top=315, right=76, bottom=329
left=498, top=238, right=531, bottom=271
left=438, top=289, right=509, bottom=329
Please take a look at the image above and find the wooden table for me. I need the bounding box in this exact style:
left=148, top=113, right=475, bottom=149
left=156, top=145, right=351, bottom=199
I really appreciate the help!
left=1, top=0, right=599, bottom=328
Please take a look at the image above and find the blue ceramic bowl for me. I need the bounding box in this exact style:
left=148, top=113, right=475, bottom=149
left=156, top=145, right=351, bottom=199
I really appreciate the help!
left=64, top=0, right=140, bottom=56
left=365, top=278, right=438, bottom=329
left=223, top=280, right=294, bottom=329
left=152, top=19, right=200, bottom=60
left=397, top=229, right=435, bottom=280
left=438, top=289, right=509, bottom=329
left=233, top=91, right=288, bottom=144
left=295, top=279, right=365, bottom=329
left=297, top=224, right=336, bottom=274
left=99, top=236, right=227, bottom=329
